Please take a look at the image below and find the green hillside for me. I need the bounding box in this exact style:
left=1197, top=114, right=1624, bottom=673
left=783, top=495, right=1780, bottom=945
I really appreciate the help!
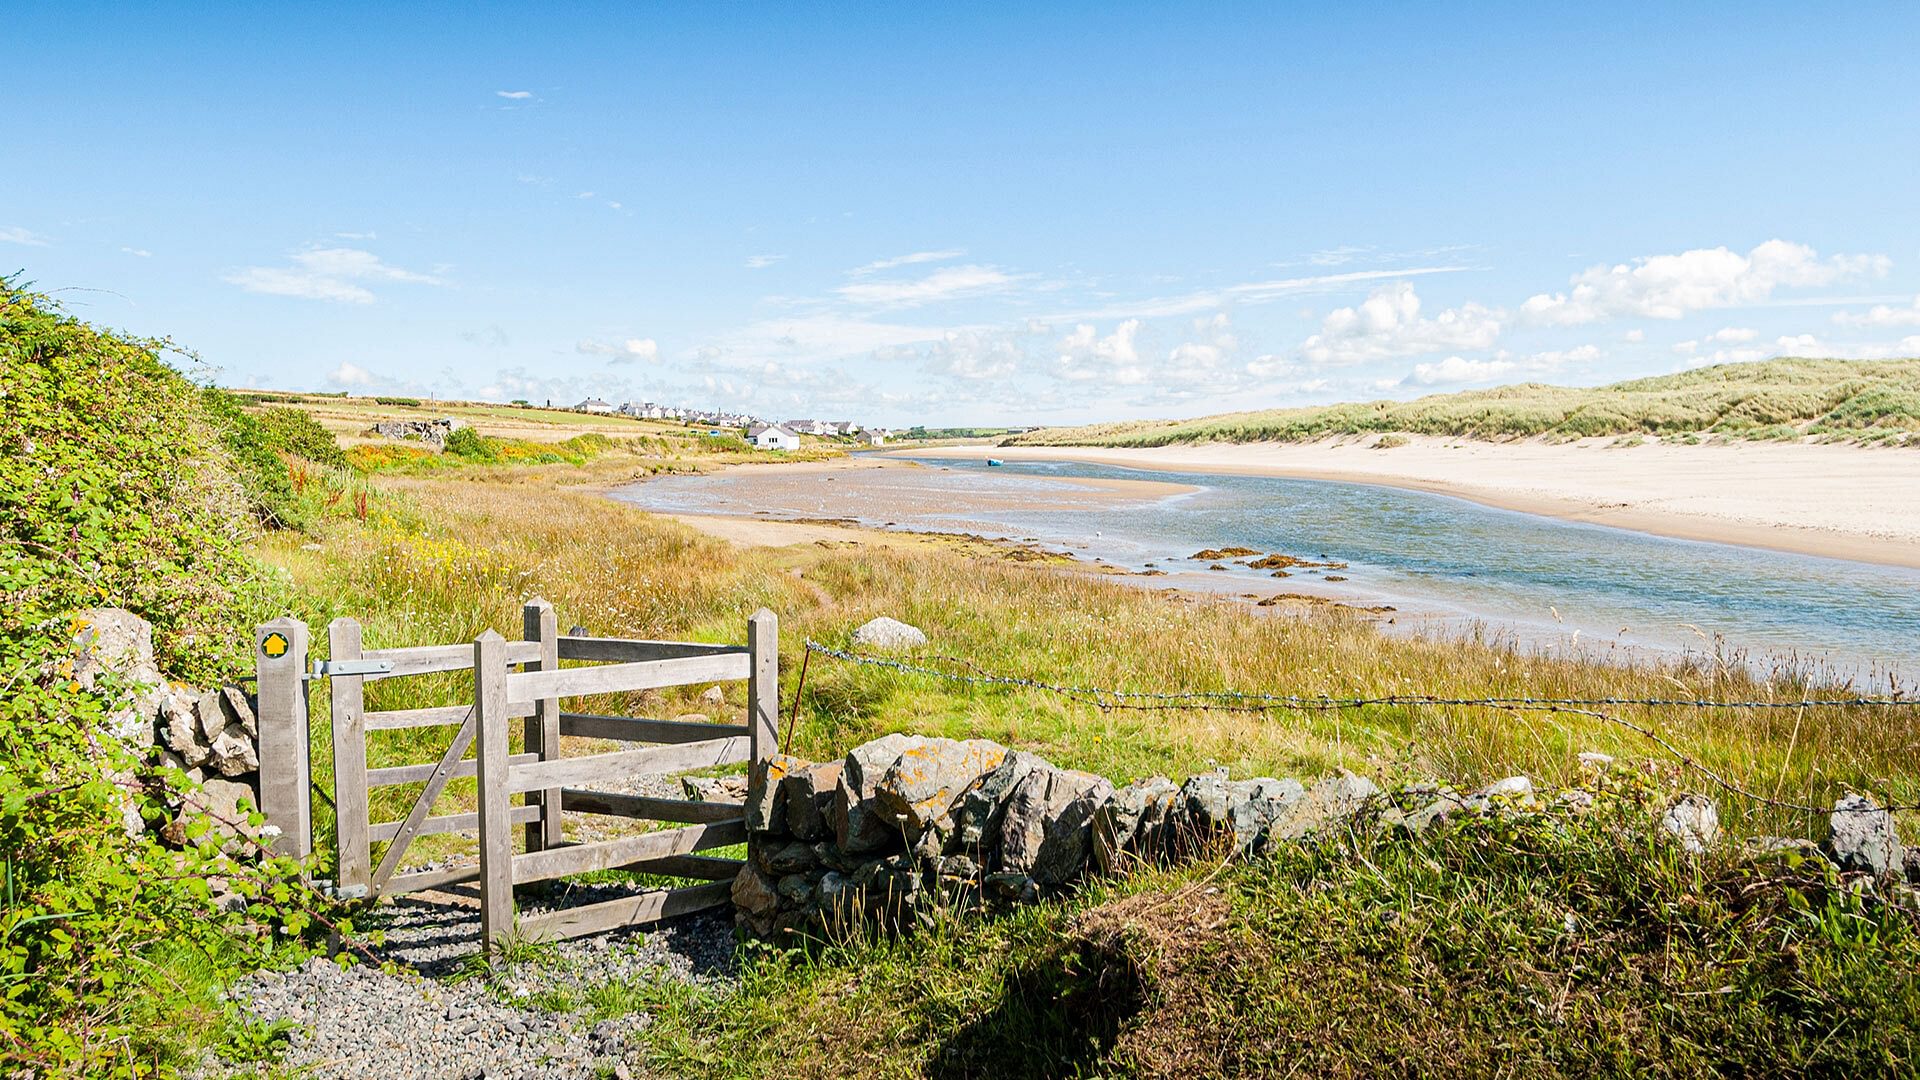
left=1007, top=358, right=1920, bottom=447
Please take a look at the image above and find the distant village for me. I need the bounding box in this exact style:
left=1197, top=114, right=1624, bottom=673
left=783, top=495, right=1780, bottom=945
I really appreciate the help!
left=565, top=397, right=895, bottom=451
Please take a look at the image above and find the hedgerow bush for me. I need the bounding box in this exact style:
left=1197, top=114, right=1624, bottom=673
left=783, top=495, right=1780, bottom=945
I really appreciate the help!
left=0, top=280, right=323, bottom=1076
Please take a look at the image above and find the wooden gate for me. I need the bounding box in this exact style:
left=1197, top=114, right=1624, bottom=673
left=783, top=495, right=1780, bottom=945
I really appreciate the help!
left=306, top=600, right=774, bottom=946
left=471, top=609, right=776, bottom=945
left=325, top=600, right=552, bottom=899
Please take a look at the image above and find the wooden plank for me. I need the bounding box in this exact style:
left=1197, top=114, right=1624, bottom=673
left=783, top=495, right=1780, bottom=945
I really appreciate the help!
left=507, top=652, right=751, bottom=704
left=367, top=704, right=470, bottom=730
left=559, top=713, right=750, bottom=744
left=523, top=600, right=563, bottom=852
left=557, top=637, right=747, bottom=663
left=328, top=618, right=370, bottom=894
left=368, top=701, right=534, bottom=730
left=254, top=617, right=312, bottom=859
left=512, top=819, right=747, bottom=883
left=366, top=752, right=536, bottom=788
left=559, top=789, right=747, bottom=823
left=621, top=854, right=745, bottom=881
left=473, top=631, right=515, bottom=948
left=368, top=804, right=541, bottom=842
left=368, top=710, right=475, bottom=896
left=361, top=639, right=542, bottom=680
left=747, top=608, right=779, bottom=773
left=388, top=863, right=480, bottom=895
left=506, top=737, right=749, bottom=795
left=518, top=880, right=733, bottom=942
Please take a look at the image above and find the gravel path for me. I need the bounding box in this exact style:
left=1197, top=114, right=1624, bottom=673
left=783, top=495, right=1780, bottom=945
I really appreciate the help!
left=216, top=882, right=739, bottom=1080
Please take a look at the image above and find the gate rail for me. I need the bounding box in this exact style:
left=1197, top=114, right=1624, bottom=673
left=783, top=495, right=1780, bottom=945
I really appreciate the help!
left=250, top=604, right=777, bottom=948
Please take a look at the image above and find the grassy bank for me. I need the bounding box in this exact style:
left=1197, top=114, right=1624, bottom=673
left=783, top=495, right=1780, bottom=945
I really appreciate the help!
left=236, top=396, right=1920, bottom=1077
left=620, top=810, right=1919, bottom=1078
left=262, top=466, right=1916, bottom=869
left=1007, top=358, right=1920, bottom=447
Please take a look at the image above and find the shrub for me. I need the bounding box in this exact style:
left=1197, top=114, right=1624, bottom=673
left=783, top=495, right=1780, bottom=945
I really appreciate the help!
left=373, top=395, right=422, bottom=407
left=0, top=279, right=321, bottom=1076
left=442, top=425, right=497, bottom=461
left=253, top=405, right=348, bottom=469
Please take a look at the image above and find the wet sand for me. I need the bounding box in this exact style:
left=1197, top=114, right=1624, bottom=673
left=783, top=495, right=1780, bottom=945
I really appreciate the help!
left=897, top=437, right=1920, bottom=569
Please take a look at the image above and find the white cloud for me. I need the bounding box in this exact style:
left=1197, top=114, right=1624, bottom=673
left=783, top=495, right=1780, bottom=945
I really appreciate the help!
left=1623, top=329, right=1645, bottom=343
left=882, top=328, right=1028, bottom=380
left=1057, top=266, right=1474, bottom=322
left=1406, top=356, right=1518, bottom=386
left=1300, top=282, right=1502, bottom=366
left=120, top=246, right=152, bottom=258
left=1403, top=344, right=1597, bottom=388
left=1710, top=326, right=1758, bottom=343
left=849, top=249, right=966, bottom=276
left=225, top=247, right=442, bottom=304
left=1833, top=293, right=1920, bottom=328
left=496, top=90, right=533, bottom=99
left=1165, top=312, right=1239, bottom=373
left=836, top=265, right=1015, bottom=307
left=700, top=313, right=981, bottom=368
left=1520, top=240, right=1888, bottom=326
left=1, top=226, right=48, bottom=246
left=1055, top=320, right=1148, bottom=384
left=744, top=254, right=786, bottom=269
left=577, top=338, right=660, bottom=364
left=329, top=362, right=376, bottom=386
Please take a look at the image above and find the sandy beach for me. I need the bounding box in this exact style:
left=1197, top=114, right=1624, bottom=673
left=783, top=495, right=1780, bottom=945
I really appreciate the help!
left=895, top=437, right=1920, bottom=569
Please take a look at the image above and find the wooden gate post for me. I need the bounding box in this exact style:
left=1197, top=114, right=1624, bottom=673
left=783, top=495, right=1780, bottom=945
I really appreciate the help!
left=747, top=608, right=779, bottom=774
left=522, top=599, right=563, bottom=852
left=328, top=618, right=371, bottom=896
left=254, top=617, right=312, bottom=859
left=473, top=630, right=515, bottom=948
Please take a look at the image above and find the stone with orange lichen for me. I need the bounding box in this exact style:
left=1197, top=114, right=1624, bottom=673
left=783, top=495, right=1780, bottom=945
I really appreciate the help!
left=873, top=737, right=1010, bottom=838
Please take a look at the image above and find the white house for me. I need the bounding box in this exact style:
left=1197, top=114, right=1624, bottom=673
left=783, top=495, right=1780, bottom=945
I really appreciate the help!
left=856, top=428, right=888, bottom=446
left=575, top=397, right=614, bottom=414
left=747, top=423, right=801, bottom=451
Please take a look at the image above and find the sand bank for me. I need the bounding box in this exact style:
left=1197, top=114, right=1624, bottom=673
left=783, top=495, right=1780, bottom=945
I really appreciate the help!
left=895, top=437, right=1920, bottom=569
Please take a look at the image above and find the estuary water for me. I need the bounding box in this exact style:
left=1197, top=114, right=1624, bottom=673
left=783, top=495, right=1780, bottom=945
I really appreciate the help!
left=611, top=454, right=1920, bottom=688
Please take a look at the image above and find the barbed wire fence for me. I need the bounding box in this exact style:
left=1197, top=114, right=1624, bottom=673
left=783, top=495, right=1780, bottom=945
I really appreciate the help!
left=797, top=641, right=1920, bottom=816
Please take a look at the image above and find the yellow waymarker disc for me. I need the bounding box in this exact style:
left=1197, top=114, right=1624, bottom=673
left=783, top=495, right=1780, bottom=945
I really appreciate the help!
left=261, top=632, right=290, bottom=658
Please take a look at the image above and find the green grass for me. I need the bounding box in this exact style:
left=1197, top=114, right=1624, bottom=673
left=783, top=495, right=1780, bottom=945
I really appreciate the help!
left=242, top=444, right=1920, bottom=1078
left=575, top=801, right=1920, bottom=1078
left=1008, top=358, right=1920, bottom=447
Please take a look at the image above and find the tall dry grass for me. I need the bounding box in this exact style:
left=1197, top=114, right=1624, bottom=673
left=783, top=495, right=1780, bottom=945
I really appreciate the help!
left=256, top=473, right=1918, bottom=858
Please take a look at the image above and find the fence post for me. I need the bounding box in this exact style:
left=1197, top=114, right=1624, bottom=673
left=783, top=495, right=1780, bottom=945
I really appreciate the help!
left=747, top=608, right=779, bottom=777
left=254, top=617, right=312, bottom=860
left=522, top=599, right=563, bottom=852
left=328, top=618, right=370, bottom=896
left=473, top=630, right=514, bottom=949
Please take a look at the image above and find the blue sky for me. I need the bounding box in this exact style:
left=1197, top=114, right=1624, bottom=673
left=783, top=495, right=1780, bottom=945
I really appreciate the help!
left=8, top=3, right=1920, bottom=426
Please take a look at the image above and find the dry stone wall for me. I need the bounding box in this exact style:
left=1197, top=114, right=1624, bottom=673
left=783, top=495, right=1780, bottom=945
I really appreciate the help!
left=72, top=608, right=271, bottom=865
left=733, top=733, right=1920, bottom=938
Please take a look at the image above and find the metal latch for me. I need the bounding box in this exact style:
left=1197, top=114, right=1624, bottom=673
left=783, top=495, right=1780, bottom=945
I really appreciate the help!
left=308, top=659, right=395, bottom=679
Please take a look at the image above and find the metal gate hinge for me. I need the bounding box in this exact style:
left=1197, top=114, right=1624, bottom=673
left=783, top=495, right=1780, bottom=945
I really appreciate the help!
left=308, top=659, right=395, bottom=680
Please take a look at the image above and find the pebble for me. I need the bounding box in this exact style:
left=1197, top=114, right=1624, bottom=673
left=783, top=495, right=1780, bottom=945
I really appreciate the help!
left=208, top=882, right=738, bottom=1079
